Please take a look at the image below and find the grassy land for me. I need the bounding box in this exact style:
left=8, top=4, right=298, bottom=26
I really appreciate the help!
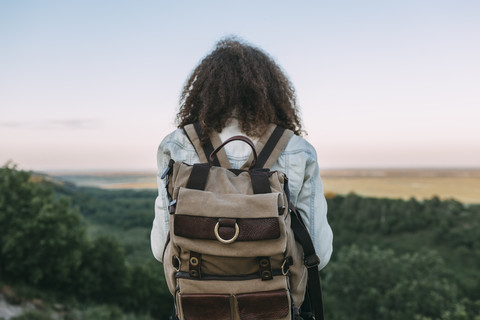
left=322, top=176, right=480, bottom=204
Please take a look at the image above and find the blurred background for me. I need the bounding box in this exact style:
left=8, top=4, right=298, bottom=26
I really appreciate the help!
left=1, top=0, right=479, bottom=171
left=1, top=1, right=479, bottom=319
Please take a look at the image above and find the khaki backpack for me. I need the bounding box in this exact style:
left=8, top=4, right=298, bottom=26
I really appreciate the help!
left=161, top=123, right=324, bottom=320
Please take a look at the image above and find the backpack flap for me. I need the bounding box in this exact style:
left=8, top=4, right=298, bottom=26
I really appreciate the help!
left=172, top=186, right=287, bottom=258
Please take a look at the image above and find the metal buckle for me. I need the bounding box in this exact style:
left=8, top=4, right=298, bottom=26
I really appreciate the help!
left=161, top=159, right=175, bottom=179
left=173, top=255, right=181, bottom=272
left=281, top=259, right=290, bottom=276
left=168, top=200, right=177, bottom=214
left=214, top=222, right=239, bottom=244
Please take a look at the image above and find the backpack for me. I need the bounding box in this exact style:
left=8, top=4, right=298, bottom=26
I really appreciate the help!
left=161, top=123, right=324, bottom=320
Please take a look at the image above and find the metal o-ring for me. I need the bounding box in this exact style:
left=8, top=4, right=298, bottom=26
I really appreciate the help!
left=190, top=257, right=199, bottom=266
left=260, top=259, right=269, bottom=267
left=190, top=270, right=198, bottom=277
left=214, top=222, right=240, bottom=244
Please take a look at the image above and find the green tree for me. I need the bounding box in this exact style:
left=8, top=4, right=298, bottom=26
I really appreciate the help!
left=323, top=246, right=458, bottom=320
left=0, top=164, right=84, bottom=290
left=76, top=235, right=128, bottom=303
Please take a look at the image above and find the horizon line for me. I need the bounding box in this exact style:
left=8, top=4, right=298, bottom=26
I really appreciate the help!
left=36, top=166, right=480, bottom=175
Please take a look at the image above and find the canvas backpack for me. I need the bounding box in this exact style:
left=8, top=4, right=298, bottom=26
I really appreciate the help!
left=161, top=123, right=324, bottom=320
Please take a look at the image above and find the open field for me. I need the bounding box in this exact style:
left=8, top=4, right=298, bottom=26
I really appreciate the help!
left=322, top=176, right=480, bottom=204
left=49, top=169, right=480, bottom=204
left=320, top=169, right=480, bottom=204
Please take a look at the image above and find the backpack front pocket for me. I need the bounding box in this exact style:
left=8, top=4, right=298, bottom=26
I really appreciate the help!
left=176, top=276, right=291, bottom=320
left=180, top=293, right=231, bottom=320
left=236, top=289, right=290, bottom=320
left=171, top=187, right=287, bottom=258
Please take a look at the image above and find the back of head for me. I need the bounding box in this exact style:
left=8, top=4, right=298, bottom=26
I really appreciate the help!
left=176, top=37, right=303, bottom=137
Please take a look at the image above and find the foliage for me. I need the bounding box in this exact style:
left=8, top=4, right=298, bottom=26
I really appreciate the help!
left=11, top=309, right=52, bottom=320
left=55, top=184, right=155, bottom=229
left=0, top=164, right=170, bottom=319
left=0, top=164, right=84, bottom=289
left=2, top=164, right=480, bottom=319
left=76, top=304, right=155, bottom=320
left=10, top=305, right=156, bottom=320
left=323, top=193, right=480, bottom=320
left=323, top=246, right=458, bottom=320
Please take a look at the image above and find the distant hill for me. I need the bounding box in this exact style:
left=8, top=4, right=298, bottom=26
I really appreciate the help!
left=45, top=168, right=480, bottom=204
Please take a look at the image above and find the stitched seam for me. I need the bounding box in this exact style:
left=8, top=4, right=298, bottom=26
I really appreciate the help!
left=309, top=163, right=316, bottom=243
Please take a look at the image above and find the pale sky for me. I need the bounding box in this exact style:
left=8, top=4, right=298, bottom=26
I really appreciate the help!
left=1, top=0, right=479, bottom=171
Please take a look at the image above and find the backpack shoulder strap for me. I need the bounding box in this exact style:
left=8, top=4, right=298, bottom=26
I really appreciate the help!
left=183, top=123, right=231, bottom=168
left=240, top=124, right=294, bottom=170
left=289, top=204, right=324, bottom=320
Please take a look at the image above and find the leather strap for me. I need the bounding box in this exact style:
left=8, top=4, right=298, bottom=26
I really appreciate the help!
left=186, top=164, right=210, bottom=190
left=183, top=123, right=230, bottom=168
left=193, top=122, right=220, bottom=166
left=208, top=127, right=232, bottom=168
left=255, top=126, right=285, bottom=168
left=241, top=124, right=294, bottom=170
left=261, top=127, right=294, bottom=169
left=210, top=136, right=258, bottom=170
left=290, top=204, right=324, bottom=320
left=183, top=124, right=208, bottom=163
left=250, top=169, right=271, bottom=194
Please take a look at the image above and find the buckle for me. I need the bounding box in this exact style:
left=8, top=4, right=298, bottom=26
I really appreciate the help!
left=304, top=254, right=320, bottom=268
left=161, top=159, right=175, bottom=179
left=172, top=255, right=181, bottom=272
left=168, top=200, right=177, bottom=214
left=281, top=257, right=293, bottom=276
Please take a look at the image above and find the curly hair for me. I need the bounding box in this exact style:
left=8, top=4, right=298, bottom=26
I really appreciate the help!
left=176, top=37, right=304, bottom=137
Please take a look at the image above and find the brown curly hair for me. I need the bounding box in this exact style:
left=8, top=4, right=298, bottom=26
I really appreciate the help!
left=176, top=37, right=304, bottom=137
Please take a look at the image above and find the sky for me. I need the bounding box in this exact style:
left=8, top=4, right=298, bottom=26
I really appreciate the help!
left=1, top=0, right=479, bottom=171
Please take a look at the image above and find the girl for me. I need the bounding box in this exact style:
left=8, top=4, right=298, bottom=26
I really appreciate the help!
left=151, top=37, right=332, bottom=271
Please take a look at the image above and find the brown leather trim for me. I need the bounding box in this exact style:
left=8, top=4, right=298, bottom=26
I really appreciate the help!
left=258, top=257, right=273, bottom=281
left=186, top=164, right=210, bottom=191
left=174, top=215, right=280, bottom=241
left=181, top=294, right=231, bottom=320
left=236, top=290, right=289, bottom=320
left=188, top=251, right=202, bottom=278
left=175, top=270, right=284, bottom=281
left=250, top=169, right=271, bottom=194
left=211, top=135, right=258, bottom=169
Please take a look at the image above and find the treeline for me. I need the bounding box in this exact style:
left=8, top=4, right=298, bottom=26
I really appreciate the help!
left=1, top=164, right=480, bottom=319
left=323, top=193, right=480, bottom=320
left=55, top=182, right=154, bottom=230
left=0, top=164, right=171, bottom=319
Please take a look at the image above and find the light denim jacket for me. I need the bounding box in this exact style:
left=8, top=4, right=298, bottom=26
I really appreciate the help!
left=151, top=122, right=333, bottom=270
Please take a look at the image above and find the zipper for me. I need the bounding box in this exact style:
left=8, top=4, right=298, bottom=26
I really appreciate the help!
left=175, top=269, right=285, bottom=281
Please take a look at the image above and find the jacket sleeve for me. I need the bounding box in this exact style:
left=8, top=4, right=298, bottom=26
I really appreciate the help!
left=295, top=150, right=333, bottom=270
left=150, top=140, right=172, bottom=263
